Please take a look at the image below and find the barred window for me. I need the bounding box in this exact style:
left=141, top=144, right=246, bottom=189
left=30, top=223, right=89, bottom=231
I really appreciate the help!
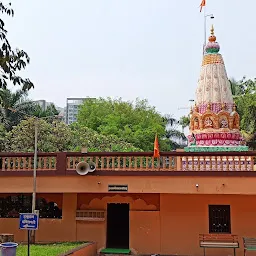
left=0, top=194, right=62, bottom=219
left=209, top=205, right=231, bottom=233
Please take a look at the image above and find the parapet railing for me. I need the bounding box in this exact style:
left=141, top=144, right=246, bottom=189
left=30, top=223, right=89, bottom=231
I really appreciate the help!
left=0, top=151, right=255, bottom=174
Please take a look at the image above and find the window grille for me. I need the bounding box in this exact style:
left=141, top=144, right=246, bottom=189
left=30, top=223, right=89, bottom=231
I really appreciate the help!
left=76, top=210, right=105, bottom=221
left=209, top=205, right=231, bottom=233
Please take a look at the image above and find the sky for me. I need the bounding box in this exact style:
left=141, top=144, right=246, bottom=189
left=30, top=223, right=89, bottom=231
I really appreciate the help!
left=4, top=0, right=256, bottom=119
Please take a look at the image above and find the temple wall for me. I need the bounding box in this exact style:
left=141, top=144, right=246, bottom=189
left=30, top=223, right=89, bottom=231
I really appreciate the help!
left=0, top=193, right=256, bottom=256
left=160, top=194, right=256, bottom=256
left=76, top=193, right=159, bottom=250
left=0, top=193, right=77, bottom=242
left=2, top=175, right=256, bottom=194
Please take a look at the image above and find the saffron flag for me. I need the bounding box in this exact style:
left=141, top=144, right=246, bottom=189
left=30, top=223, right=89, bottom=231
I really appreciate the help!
left=200, top=0, right=206, bottom=12
left=153, top=134, right=160, bottom=158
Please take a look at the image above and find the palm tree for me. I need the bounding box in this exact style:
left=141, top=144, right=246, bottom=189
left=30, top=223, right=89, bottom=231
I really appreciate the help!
left=179, top=115, right=190, bottom=133
left=229, top=77, right=245, bottom=99
left=0, top=89, right=36, bottom=131
left=163, top=115, right=188, bottom=149
left=33, top=103, right=59, bottom=118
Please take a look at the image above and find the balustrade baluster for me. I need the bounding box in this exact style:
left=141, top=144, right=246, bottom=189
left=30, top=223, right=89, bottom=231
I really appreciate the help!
left=237, top=156, right=241, bottom=171
left=27, top=157, right=31, bottom=170
left=209, top=157, right=212, bottom=171
left=140, top=157, right=143, bottom=170
left=17, top=157, right=21, bottom=170
left=220, top=156, right=224, bottom=171
left=71, top=157, right=75, bottom=170
left=203, top=156, right=206, bottom=171
left=244, top=156, right=248, bottom=171
left=151, top=157, right=154, bottom=170
left=232, top=156, right=235, bottom=171
left=213, top=156, right=217, bottom=171
left=38, top=157, right=42, bottom=170
left=52, top=157, right=56, bottom=170
left=43, top=157, right=47, bottom=170
left=146, top=157, right=149, bottom=170
left=106, top=157, right=109, bottom=170
left=191, top=156, right=194, bottom=171
left=163, top=156, right=166, bottom=170
left=21, top=157, right=25, bottom=170
left=117, top=157, right=120, bottom=169
left=95, top=157, right=99, bottom=170
left=1, top=157, right=5, bottom=170
left=250, top=157, right=253, bottom=172
left=67, top=157, right=71, bottom=170
left=157, top=157, right=160, bottom=170
left=111, top=156, right=115, bottom=171
left=172, top=157, right=176, bottom=171
left=134, top=157, right=138, bottom=170
left=185, top=157, right=188, bottom=171
left=129, top=157, right=132, bottom=170
left=7, top=157, right=11, bottom=171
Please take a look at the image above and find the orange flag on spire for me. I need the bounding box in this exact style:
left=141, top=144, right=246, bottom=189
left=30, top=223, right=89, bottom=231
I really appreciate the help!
left=200, top=0, right=206, bottom=12
left=153, top=134, right=160, bottom=158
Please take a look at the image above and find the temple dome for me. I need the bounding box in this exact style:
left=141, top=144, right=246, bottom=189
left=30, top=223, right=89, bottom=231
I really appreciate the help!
left=196, top=25, right=233, bottom=114
left=186, top=26, right=246, bottom=150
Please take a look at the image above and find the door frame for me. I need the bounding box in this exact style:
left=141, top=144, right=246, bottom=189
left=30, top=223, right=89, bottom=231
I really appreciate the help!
left=106, top=203, right=130, bottom=248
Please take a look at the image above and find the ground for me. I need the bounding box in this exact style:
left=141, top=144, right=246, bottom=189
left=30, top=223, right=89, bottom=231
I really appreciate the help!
left=16, top=242, right=83, bottom=256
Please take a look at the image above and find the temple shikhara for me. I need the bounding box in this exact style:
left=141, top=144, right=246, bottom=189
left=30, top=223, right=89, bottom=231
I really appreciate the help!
left=186, top=26, right=248, bottom=152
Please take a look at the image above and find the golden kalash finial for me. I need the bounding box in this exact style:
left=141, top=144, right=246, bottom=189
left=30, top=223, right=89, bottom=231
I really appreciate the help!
left=209, top=25, right=216, bottom=42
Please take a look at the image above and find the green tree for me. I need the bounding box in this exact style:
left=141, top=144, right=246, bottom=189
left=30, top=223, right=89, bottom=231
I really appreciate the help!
left=5, top=118, right=73, bottom=152
left=230, top=76, right=256, bottom=149
left=179, top=115, right=190, bottom=133
left=77, top=97, right=167, bottom=151
left=0, top=123, right=6, bottom=151
left=229, top=77, right=245, bottom=98
left=0, top=88, right=35, bottom=131
left=3, top=118, right=140, bottom=152
left=0, top=2, right=33, bottom=91
left=70, top=123, right=141, bottom=152
left=33, top=103, right=59, bottom=118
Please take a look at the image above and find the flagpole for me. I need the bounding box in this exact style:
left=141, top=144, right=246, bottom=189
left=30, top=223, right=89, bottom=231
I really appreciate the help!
left=204, top=5, right=206, bottom=46
left=203, top=5, right=206, bottom=55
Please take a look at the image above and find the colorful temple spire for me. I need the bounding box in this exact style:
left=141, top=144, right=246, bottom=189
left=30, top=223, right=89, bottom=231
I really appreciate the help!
left=185, top=26, right=248, bottom=152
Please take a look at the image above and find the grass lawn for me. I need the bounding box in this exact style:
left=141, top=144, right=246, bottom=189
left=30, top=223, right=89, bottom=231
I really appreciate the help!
left=16, top=242, right=84, bottom=256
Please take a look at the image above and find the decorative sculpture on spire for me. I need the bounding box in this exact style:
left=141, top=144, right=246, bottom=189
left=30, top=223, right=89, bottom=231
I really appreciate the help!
left=185, top=26, right=248, bottom=152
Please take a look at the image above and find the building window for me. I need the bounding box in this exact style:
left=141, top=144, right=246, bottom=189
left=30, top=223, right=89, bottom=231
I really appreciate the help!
left=0, top=194, right=62, bottom=219
left=209, top=205, right=231, bottom=233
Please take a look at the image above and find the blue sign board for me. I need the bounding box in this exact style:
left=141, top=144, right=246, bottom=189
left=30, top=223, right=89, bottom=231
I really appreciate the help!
left=19, top=213, right=39, bottom=230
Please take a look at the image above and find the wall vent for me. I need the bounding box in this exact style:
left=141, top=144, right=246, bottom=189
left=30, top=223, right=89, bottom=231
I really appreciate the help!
left=76, top=210, right=105, bottom=221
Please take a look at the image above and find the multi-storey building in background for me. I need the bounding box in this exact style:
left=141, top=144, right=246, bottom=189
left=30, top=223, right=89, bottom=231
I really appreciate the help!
left=33, top=99, right=65, bottom=121
left=64, top=97, right=95, bottom=125
left=33, top=100, right=53, bottom=111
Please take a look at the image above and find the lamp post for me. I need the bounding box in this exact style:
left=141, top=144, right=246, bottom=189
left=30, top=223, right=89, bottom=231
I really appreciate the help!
left=32, top=118, right=38, bottom=218
left=7, top=107, right=59, bottom=243
left=203, top=14, right=214, bottom=53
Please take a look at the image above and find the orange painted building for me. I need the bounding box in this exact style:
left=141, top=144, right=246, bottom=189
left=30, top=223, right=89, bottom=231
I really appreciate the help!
left=0, top=151, right=255, bottom=256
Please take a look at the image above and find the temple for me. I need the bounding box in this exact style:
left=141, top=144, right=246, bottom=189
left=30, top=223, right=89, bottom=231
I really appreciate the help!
left=185, top=26, right=248, bottom=152
left=0, top=25, right=255, bottom=256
